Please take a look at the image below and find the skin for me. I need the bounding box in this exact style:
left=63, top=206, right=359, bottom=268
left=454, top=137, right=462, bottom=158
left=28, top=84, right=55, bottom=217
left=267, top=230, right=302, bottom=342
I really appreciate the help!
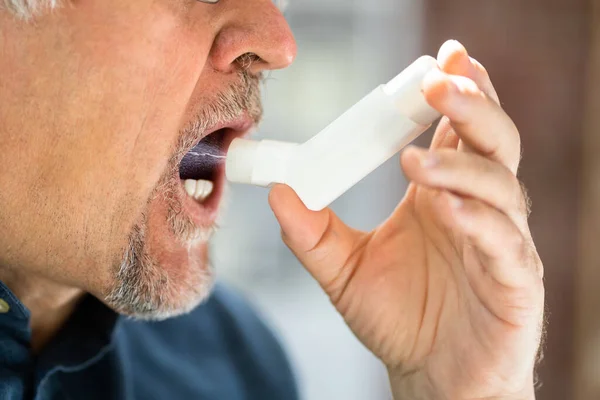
left=0, top=1, right=543, bottom=398
left=270, top=40, right=544, bottom=400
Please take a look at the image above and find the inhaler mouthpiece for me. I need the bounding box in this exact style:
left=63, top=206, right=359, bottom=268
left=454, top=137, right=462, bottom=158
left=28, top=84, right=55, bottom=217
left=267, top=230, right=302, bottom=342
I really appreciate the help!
left=227, top=139, right=297, bottom=186
left=226, top=55, right=441, bottom=211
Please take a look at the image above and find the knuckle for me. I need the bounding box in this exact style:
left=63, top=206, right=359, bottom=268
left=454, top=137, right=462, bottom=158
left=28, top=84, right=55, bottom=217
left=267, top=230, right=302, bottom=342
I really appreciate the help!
left=500, top=167, right=526, bottom=212
left=511, top=121, right=522, bottom=148
left=508, top=174, right=523, bottom=205
left=511, top=231, right=528, bottom=253
left=517, top=180, right=533, bottom=217
left=521, top=240, right=543, bottom=280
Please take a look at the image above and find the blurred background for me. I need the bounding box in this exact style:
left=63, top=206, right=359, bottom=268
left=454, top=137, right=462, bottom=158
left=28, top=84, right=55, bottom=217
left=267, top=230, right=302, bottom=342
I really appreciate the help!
left=213, top=1, right=595, bottom=399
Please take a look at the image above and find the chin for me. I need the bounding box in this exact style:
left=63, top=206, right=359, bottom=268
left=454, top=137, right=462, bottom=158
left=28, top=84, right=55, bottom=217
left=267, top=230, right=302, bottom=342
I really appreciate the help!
left=102, top=167, right=217, bottom=320
left=103, top=193, right=216, bottom=321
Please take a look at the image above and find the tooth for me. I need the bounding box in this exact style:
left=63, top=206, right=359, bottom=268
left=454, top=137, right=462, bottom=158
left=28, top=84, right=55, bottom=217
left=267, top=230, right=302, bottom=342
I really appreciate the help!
left=193, top=181, right=204, bottom=200
left=184, top=179, right=197, bottom=197
left=194, top=180, right=214, bottom=202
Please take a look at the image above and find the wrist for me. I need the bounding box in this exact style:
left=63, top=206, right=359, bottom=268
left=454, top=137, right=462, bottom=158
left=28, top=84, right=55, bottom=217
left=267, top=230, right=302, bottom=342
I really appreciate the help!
left=388, top=368, right=536, bottom=400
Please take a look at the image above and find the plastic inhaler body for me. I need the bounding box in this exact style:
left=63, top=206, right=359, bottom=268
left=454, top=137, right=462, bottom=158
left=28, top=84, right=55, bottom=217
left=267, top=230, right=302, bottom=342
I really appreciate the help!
left=226, top=56, right=442, bottom=211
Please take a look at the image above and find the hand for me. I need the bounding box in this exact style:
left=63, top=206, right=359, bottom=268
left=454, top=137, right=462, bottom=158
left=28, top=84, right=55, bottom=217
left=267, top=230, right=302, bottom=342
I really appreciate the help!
left=269, top=40, right=544, bottom=400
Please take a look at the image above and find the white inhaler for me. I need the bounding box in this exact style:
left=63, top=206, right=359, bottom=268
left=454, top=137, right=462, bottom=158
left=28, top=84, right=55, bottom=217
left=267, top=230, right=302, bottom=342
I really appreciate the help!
left=226, top=56, right=442, bottom=211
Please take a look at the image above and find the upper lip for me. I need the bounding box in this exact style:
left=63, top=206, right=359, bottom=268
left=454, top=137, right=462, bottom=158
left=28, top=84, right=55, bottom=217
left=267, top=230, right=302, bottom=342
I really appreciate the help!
left=192, top=115, right=255, bottom=151
left=207, top=115, right=255, bottom=138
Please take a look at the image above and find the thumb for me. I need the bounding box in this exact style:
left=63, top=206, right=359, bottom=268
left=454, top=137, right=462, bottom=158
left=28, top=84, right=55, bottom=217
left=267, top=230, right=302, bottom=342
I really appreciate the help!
left=268, top=184, right=364, bottom=296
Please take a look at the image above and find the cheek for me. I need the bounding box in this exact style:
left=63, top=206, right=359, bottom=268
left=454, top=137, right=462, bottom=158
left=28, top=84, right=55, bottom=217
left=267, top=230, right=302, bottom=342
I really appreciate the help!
left=57, top=3, right=212, bottom=222
left=68, top=4, right=209, bottom=183
left=0, top=3, right=214, bottom=279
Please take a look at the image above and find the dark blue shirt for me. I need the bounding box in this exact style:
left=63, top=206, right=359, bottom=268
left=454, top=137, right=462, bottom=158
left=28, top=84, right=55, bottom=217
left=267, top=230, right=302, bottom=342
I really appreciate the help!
left=0, top=281, right=298, bottom=400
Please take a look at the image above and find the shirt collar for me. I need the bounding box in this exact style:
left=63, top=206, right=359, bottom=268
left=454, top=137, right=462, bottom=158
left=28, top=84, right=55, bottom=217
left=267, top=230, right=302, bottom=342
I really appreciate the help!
left=0, top=279, right=119, bottom=374
left=0, top=280, right=31, bottom=346
left=35, top=293, right=120, bottom=373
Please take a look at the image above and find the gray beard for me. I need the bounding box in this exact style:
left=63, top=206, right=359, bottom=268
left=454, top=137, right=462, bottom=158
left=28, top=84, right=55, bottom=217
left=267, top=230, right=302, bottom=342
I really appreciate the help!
left=105, top=67, right=262, bottom=320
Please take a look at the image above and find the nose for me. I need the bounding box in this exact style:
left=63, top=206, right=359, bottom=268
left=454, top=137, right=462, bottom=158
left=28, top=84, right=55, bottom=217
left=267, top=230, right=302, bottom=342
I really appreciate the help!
left=209, top=0, right=297, bottom=74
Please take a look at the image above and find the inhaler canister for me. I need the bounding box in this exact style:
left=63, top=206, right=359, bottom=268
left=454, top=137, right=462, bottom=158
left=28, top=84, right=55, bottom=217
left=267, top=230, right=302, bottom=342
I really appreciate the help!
left=226, top=56, right=441, bottom=211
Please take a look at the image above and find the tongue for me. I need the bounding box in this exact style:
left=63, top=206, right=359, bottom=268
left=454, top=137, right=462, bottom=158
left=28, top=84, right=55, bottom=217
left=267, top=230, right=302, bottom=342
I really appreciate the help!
left=179, top=141, right=226, bottom=181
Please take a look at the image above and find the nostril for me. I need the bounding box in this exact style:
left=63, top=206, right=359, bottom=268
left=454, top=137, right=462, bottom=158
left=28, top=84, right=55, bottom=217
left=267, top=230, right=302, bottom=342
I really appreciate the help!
left=235, top=53, right=264, bottom=71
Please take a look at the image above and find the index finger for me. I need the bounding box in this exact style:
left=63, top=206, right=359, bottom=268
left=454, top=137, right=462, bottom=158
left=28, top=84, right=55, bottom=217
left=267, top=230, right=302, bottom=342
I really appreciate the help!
left=430, top=40, right=501, bottom=151
left=437, top=40, right=500, bottom=104
left=422, top=69, right=521, bottom=174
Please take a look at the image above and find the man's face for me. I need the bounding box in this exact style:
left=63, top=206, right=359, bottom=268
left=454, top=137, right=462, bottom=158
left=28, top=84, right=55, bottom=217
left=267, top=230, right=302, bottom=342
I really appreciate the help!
left=0, top=0, right=296, bottom=318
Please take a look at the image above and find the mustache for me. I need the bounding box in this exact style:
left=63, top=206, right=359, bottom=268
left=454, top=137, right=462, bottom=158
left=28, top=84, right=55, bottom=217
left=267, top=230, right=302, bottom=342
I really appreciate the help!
left=173, top=70, right=263, bottom=164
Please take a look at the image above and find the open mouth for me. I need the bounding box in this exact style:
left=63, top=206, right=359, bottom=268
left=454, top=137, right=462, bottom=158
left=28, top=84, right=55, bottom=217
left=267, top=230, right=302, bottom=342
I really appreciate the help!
left=176, top=117, right=254, bottom=227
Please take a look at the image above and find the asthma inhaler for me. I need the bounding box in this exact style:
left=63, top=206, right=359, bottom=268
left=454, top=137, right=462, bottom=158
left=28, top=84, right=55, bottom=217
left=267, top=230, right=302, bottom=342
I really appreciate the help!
left=226, top=56, right=441, bottom=211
